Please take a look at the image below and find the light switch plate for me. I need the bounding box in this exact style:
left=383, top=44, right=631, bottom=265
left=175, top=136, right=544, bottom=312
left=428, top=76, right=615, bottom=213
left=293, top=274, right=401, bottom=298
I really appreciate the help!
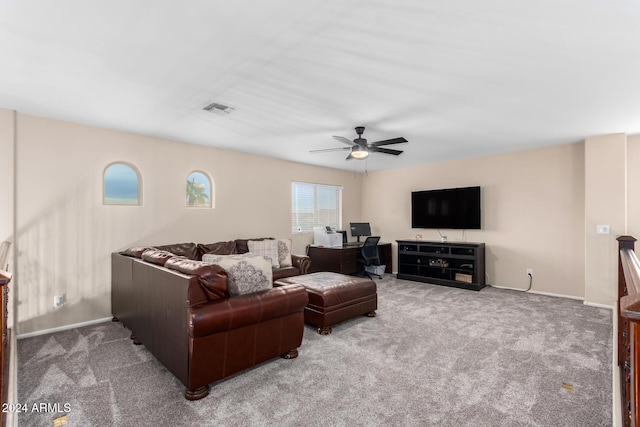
left=596, top=225, right=610, bottom=234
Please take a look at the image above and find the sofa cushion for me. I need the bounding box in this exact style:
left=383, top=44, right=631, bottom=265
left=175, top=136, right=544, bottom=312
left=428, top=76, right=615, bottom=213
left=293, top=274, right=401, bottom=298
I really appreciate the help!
left=120, top=246, right=150, bottom=258
left=197, top=241, right=237, bottom=258
left=165, top=257, right=229, bottom=300
left=277, top=239, right=293, bottom=267
left=202, top=253, right=272, bottom=296
left=155, top=242, right=199, bottom=260
left=248, top=239, right=280, bottom=268
left=142, top=249, right=177, bottom=266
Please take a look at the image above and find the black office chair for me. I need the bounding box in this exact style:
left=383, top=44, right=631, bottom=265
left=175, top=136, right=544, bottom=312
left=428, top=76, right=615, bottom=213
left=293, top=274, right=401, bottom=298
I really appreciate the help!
left=357, top=236, right=382, bottom=279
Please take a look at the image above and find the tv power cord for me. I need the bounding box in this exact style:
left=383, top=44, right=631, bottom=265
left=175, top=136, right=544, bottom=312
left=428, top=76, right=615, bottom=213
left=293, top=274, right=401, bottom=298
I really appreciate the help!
left=526, top=272, right=533, bottom=292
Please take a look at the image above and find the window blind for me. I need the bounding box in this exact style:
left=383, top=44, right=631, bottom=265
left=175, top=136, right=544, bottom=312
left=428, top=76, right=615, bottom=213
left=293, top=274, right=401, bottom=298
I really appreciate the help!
left=291, top=182, right=343, bottom=233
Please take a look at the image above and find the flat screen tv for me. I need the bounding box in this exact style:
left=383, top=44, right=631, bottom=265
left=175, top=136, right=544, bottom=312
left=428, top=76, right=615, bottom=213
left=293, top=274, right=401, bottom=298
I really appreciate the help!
left=411, top=186, right=481, bottom=229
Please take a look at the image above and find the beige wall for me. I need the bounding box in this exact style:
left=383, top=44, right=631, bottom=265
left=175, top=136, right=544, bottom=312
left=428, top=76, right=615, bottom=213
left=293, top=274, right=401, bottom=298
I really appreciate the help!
left=361, top=143, right=586, bottom=298
left=627, top=135, right=640, bottom=239
left=14, top=112, right=362, bottom=334
left=10, top=107, right=640, bottom=334
left=584, top=134, right=627, bottom=306
left=0, top=110, right=14, bottom=251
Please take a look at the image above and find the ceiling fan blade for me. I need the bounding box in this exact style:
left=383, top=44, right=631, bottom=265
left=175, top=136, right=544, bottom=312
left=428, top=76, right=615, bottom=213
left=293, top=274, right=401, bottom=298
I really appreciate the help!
left=333, top=136, right=356, bottom=146
left=310, top=147, right=351, bottom=153
left=369, top=137, right=408, bottom=147
left=370, top=147, right=403, bottom=156
left=345, top=153, right=354, bottom=160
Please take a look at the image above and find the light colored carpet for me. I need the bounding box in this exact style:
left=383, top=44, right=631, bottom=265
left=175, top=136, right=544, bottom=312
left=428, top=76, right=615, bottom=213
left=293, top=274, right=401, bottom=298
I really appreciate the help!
left=18, top=276, right=612, bottom=426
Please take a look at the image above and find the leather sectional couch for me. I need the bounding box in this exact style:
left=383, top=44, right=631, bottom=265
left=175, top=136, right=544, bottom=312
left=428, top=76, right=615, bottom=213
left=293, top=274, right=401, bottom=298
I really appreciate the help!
left=154, top=238, right=310, bottom=281
left=111, top=238, right=311, bottom=400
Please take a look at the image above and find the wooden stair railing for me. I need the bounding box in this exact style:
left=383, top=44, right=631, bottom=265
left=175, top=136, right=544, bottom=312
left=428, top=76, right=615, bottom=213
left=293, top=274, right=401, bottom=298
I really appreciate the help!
left=0, top=270, right=11, bottom=427
left=618, top=236, right=640, bottom=426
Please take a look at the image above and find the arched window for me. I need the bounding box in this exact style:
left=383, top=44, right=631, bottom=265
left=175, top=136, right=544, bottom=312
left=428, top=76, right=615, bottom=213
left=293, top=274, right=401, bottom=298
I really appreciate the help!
left=186, top=171, right=213, bottom=208
left=103, top=162, right=141, bottom=206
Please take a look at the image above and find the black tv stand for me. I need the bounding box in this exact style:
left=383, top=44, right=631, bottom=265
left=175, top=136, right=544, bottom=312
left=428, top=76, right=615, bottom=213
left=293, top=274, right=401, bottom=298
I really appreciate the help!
left=396, top=240, right=485, bottom=291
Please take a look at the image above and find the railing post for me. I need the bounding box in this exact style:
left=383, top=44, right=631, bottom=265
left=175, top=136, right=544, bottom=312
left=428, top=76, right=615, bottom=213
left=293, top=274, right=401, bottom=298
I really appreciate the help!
left=620, top=236, right=638, bottom=251
left=618, top=236, right=638, bottom=427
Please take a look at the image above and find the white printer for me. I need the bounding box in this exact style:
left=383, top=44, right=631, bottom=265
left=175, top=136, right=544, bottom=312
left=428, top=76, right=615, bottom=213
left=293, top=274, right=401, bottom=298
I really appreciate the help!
left=313, top=226, right=342, bottom=247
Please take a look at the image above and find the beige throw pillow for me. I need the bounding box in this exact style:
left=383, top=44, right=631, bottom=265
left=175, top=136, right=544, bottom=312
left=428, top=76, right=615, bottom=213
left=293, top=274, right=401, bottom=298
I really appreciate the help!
left=248, top=239, right=280, bottom=268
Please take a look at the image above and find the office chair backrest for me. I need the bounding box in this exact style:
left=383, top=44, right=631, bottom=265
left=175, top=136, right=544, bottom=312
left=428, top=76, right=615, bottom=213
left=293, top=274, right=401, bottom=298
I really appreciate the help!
left=361, top=236, right=381, bottom=263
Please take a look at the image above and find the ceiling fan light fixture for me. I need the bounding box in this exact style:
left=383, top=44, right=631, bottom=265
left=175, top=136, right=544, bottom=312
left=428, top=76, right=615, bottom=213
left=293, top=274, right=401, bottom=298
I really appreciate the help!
left=351, top=146, right=369, bottom=159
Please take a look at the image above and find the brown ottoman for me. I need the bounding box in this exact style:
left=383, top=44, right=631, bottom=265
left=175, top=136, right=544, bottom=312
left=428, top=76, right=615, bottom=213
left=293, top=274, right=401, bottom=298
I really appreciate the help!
left=275, top=272, right=377, bottom=335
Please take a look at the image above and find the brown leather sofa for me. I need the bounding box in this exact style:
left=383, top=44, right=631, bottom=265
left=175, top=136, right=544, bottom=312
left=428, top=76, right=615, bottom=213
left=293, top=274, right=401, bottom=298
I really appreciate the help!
left=111, top=243, right=309, bottom=400
left=153, top=238, right=311, bottom=281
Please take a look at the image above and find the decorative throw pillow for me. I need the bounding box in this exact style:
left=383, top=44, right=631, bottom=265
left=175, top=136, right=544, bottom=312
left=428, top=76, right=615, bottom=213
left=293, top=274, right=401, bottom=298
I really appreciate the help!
left=277, top=239, right=293, bottom=267
left=235, top=238, right=272, bottom=254
left=202, top=253, right=273, bottom=296
left=247, top=239, right=280, bottom=268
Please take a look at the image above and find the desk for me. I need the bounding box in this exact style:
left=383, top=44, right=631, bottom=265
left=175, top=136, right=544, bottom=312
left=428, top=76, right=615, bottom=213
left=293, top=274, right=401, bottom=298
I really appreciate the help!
left=308, top=243, right=392, bottom=275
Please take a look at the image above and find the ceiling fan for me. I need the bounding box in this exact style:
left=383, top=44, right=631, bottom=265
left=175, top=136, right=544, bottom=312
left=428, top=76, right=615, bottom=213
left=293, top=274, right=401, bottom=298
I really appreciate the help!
left=310, top=126, right=408, bottom=160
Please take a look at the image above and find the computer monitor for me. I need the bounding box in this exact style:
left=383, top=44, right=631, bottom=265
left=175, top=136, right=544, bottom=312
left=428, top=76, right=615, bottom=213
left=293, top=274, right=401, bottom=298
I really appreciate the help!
left=350, top=222, right=372, bottom=242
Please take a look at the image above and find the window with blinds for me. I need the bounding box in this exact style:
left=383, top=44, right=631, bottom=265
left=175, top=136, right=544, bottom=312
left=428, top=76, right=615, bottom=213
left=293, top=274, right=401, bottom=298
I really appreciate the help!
left=291, top=182, right=343, bottom=233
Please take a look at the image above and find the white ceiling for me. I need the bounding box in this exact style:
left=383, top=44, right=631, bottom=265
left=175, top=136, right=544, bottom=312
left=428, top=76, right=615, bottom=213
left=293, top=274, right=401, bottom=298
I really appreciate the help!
left=1, top=1, right=639, bottom=172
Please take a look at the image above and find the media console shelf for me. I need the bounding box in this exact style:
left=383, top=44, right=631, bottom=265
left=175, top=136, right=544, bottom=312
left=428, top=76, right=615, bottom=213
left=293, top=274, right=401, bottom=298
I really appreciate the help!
left=396, top=240, right=485, bottom=291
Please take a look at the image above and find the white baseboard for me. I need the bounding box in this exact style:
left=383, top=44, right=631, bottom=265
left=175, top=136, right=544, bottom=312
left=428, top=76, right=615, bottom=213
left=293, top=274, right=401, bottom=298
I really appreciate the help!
left=583, top=301, right=615, bottom=310
left=17, top=317, right=113, bottom=339
left=489, top=284, right=587, bottom=302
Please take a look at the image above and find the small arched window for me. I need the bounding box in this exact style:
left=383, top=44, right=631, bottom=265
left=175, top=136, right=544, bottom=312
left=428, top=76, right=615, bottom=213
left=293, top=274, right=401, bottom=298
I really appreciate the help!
left=103, top=162, right=141, bottom=206
left=186, top=171, right=213, bottom=208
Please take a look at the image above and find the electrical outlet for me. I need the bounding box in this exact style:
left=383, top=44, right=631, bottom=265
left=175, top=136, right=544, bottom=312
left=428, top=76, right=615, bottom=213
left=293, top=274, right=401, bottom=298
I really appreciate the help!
left=526, top=268, right=533, bottom=276
left=54, top=294, right=66, bottom=308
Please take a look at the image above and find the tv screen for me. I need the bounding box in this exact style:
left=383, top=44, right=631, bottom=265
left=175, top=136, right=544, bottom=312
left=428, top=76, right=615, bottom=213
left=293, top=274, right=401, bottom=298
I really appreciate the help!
left=411, top=186, right=481, bottom=229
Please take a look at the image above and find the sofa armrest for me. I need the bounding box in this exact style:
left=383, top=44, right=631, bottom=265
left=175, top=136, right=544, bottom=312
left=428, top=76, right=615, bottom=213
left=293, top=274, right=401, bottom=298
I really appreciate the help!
left=189, top=284, right=308, bottom=338
left=291, top=254, right=311, bottom=275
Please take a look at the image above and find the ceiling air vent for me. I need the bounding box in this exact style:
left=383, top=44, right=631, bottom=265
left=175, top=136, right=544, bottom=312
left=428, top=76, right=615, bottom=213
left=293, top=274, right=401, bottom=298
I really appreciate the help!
left=203, top=102, right=236, bottom=114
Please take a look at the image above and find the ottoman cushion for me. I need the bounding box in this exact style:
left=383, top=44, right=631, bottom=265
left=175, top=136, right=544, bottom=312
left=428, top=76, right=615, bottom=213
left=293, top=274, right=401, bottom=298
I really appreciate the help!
left=275, top=272, right=377, bottom=333
left=279, top=272, right=375, bottom=308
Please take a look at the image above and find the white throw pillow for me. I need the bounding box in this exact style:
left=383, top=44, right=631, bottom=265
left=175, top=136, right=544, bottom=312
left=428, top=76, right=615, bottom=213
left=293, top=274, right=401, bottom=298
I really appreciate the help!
left=248, top=239, right=280, bottom=268
left=277, top=239, right=293, bottom=268
left=202, top=253, right=273, bottom=296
